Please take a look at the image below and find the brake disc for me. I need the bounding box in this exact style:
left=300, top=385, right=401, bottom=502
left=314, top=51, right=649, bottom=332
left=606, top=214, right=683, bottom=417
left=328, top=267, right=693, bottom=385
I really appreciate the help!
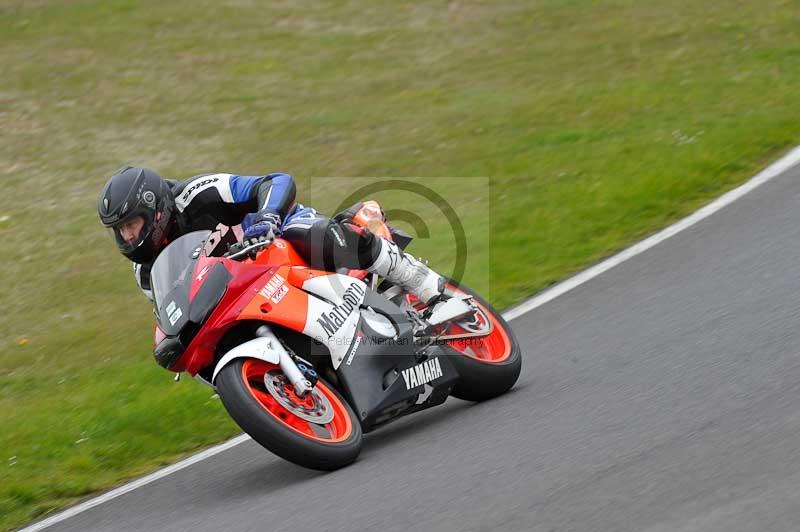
left=264, top=371, right=335, bottom=424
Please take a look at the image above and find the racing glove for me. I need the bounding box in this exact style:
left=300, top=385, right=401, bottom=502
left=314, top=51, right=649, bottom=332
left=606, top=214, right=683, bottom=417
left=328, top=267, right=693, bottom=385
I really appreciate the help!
left=242, top=211, right=281, bottom=240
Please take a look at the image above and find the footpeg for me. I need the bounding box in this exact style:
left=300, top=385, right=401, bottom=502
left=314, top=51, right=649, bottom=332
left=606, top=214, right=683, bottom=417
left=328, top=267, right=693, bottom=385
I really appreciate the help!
left=426, top=296, right=476, bottom=327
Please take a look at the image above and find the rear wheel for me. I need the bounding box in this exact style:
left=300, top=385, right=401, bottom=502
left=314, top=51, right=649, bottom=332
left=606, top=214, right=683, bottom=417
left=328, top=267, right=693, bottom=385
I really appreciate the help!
left=418, top=280, right=522, bottom=401
left=216, top=358, right=362, bottom=470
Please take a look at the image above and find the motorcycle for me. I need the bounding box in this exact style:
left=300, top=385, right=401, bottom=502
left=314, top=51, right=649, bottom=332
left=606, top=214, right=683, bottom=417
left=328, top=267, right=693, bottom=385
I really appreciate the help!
left=151, top=202, right=521, bottom=470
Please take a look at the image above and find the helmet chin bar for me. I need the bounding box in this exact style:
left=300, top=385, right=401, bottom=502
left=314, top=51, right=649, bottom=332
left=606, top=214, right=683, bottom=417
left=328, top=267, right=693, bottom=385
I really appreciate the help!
left=112, top=206, right=173, bottom=263
left=113, top=223, right=159, bottom=263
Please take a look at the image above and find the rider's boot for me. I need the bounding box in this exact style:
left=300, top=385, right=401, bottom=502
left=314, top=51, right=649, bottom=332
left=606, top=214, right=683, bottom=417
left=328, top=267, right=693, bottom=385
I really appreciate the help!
left=368, top=237, right=445, bottom=304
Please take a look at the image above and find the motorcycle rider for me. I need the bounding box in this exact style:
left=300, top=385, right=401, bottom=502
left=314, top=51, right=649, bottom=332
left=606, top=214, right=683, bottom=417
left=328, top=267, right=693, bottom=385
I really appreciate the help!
left=97, top=166, right=444, bottom=303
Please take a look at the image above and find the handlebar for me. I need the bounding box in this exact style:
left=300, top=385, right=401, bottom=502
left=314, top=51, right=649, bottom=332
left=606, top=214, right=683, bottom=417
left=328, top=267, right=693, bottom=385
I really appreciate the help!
left=224, top=237, right=273, bottom=261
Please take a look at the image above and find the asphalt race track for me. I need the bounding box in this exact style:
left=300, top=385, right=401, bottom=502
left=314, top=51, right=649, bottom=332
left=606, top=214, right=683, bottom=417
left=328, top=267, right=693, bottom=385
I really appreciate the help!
left=37, top=163, right=800, bottom=532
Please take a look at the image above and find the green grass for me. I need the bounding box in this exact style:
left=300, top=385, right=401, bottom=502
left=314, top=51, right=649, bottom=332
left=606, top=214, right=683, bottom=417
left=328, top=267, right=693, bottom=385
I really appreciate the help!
left=2, top=0, right=800, bottom=529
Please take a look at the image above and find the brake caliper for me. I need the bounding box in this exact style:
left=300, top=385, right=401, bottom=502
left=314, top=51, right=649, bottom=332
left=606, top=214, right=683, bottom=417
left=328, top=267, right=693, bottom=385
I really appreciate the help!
left=295, top=359, right=319, bottom=388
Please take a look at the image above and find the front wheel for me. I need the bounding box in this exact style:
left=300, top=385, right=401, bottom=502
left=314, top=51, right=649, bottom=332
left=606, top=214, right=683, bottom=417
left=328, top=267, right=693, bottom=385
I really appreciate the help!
left=216, top=358, right=362, bottom=471
left=433, top=280, right=522, bottom=402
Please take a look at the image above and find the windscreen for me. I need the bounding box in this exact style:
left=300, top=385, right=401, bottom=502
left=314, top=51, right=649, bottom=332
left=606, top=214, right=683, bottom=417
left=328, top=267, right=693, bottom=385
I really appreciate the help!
left=150, top=230, right=211, bottom=334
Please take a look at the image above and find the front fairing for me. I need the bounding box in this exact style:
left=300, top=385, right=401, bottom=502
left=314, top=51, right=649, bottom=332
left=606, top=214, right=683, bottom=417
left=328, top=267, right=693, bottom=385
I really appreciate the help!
left=151, top=231, right=232, bottom=368
left=151, top=231, right=210, bottom=335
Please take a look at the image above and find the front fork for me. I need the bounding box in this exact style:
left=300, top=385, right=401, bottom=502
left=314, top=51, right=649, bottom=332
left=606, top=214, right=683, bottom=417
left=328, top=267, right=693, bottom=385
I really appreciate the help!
left=255, top=326, right=316, bottom=397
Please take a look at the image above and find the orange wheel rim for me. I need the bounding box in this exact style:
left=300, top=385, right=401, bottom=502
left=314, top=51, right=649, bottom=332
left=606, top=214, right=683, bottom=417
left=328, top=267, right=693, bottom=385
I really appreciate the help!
left=241, top=359, right=353, bottom=443
left=410, top=284, right=512, bottom=363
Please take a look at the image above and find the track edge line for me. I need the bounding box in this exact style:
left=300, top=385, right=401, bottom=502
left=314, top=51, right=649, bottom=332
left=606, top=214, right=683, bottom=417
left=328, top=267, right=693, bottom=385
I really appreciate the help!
left=503, top=145, right=800, bottom=321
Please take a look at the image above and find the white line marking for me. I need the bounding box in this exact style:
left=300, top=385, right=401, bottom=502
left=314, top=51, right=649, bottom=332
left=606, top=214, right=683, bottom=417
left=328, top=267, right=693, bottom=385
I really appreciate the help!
left=19, top=145, right=800, bottom=531
left=19, top=435, right=251, bottom=532
left=503, top=145, right=800, bottom=322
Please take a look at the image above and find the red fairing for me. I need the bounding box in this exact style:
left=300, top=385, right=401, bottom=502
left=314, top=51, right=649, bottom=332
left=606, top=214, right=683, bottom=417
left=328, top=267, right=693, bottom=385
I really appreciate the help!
left=188, top=258, right=224, bottom=302
left=172, top=238, right=310, bottom=375
left=170, top=259, right=272, bottom=374
left=167, top=231, right=384, bottom=375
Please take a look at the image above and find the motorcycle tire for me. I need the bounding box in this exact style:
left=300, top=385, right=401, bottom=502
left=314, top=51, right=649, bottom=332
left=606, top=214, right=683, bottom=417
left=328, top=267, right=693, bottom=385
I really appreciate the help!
left=216, top=358, right=362, bottom=471
left=439, top=279, right=522, bottom=402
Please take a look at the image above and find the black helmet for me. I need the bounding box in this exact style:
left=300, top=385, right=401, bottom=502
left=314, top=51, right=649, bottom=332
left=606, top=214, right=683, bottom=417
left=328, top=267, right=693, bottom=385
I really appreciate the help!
left=98, top=166, right=175, bottom=263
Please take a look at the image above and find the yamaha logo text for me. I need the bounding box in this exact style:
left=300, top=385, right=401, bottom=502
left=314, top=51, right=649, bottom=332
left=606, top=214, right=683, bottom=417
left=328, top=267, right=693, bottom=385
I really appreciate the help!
left=401, top=357, right=443, bottom=390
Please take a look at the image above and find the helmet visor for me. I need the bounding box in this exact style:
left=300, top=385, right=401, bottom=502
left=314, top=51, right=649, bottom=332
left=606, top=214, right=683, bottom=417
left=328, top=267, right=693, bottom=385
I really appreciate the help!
left=108, top=214, right=152, bottom=254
